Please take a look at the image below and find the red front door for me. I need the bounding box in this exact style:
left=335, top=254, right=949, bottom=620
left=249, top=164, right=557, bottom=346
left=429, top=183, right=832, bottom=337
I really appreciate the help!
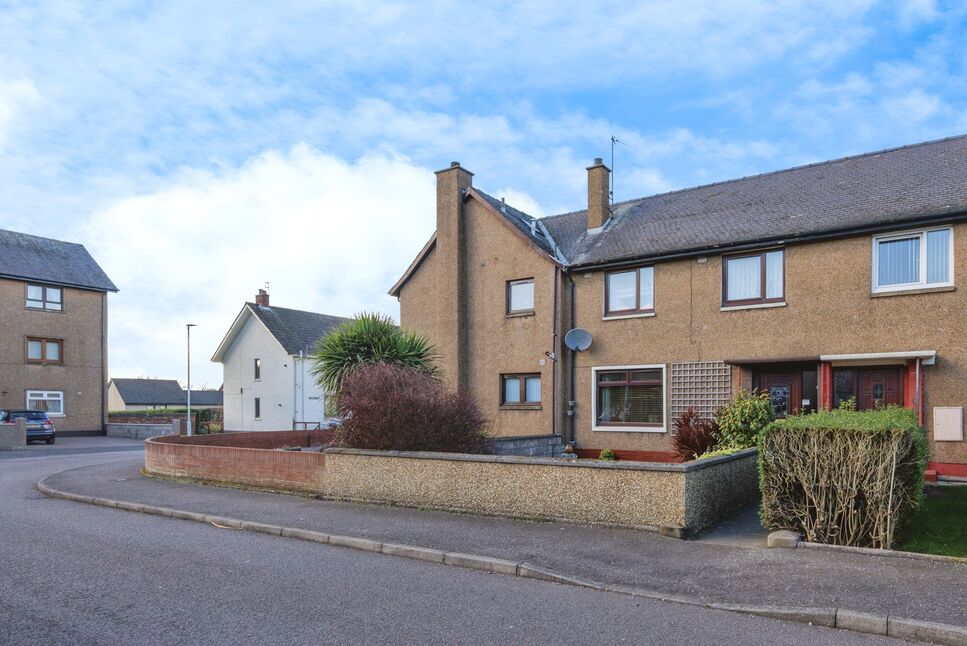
left=761, top=373, right=802, bottom=418
left=857, top=368, right=902, bottom=410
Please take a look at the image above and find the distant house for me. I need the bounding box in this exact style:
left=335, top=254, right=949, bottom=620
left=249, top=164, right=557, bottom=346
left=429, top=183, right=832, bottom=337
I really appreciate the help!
left=107, top=377, right=223, bottom=411
left=0, top=229, right=117, bottom=434
left=211, top=289, right=350, bottom=431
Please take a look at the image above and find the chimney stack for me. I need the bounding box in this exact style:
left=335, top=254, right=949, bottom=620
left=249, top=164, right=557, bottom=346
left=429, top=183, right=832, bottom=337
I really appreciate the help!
left=586, top=157, right=611, bottom=230
left=255, top=288, right=270, bottom=307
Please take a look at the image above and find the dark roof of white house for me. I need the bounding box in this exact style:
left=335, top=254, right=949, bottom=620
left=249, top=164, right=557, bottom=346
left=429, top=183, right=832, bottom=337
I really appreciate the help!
left=542, top=134, right=967, bottom=268
left=188, top=390, right=223, bottom=406
left=247, top=303, right=351, bottom=355
left=0, top=229, right=118, bottom=291
left=110, top=378, right=185, bottom=405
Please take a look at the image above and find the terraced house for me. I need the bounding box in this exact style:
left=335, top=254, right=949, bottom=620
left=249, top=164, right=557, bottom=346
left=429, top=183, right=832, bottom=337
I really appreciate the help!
left=390, top=135, right=967, bottom=478
left=0, top=229, right=116, bottom=433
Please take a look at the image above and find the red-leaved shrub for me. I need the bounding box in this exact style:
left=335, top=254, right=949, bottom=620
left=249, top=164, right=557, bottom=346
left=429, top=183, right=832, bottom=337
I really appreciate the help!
left=672, top=408, right=719, bottom=461
left=336, top=362, right=490, bottom=453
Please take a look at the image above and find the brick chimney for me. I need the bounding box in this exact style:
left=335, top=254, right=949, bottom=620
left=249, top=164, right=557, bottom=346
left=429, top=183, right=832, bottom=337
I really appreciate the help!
left=586, top=157, right=611, bottom=230
left=255, top=288, right=270, bottom=307
left=435, top=161, right=473, bottom=393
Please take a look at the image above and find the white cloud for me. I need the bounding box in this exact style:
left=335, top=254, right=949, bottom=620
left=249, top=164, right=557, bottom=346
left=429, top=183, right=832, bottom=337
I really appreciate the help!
left=883, top=88, right=946, bottom=123
left=897, top=0, right=939, bottom=29
left=84, top=146, right=436, bottom=386
left=0, top=71, right=39, bottom=149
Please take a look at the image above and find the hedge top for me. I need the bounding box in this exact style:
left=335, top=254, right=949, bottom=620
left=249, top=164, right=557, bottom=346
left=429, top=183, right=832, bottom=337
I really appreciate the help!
left=769, top=406, right=920, bottom=433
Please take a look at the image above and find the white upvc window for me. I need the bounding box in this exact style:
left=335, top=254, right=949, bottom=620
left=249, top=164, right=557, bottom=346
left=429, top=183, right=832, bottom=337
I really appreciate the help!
left=872, top=227, right=954, bottom=293
left=26, top=390, right=64, bottom=416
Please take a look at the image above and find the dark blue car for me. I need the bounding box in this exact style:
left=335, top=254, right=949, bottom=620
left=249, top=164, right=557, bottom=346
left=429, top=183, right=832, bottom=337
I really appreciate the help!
left=0, top=409, right=56, bottom=444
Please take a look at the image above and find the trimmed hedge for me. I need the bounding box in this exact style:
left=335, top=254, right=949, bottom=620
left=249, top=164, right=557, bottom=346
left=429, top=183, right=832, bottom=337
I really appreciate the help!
left=760, top=407, right=926, bottom=549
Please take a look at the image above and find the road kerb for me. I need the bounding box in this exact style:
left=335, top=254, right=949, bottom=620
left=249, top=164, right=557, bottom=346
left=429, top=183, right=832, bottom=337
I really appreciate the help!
left=517, top=563, right=605, bottom=590
left=34, top=474, right=966, bottom=644
left=709, top=603, right=837, bottom=628
left=888, top=616, right=967, bottom=646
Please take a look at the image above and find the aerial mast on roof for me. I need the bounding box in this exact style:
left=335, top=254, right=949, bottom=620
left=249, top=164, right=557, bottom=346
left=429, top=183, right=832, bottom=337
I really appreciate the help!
left=610, top=135, right=625, bottom=206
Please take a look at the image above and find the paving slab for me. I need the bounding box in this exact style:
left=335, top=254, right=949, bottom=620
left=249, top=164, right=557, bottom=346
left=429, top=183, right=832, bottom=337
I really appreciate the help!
left=44, top=458, right=967, bottom=629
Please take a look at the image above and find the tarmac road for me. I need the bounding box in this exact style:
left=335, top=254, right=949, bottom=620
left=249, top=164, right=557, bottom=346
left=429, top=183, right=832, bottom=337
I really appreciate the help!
left=0, top=448, right=904, bottom=645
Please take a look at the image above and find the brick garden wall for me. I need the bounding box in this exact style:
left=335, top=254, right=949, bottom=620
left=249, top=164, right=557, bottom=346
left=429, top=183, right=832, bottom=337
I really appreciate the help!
left=144, top=430, right=333, bottom=493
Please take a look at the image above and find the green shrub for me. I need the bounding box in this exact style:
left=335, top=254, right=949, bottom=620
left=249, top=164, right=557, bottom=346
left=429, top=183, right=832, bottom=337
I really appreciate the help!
left=696, top=446, right=746, bottom=460
left=759, top=407, right=927, bottom=549
left=598, top=448, right=616, bottom=461
left=715, top=389, right=774, bottom=449
left=311, top=312, right=438, bottom=396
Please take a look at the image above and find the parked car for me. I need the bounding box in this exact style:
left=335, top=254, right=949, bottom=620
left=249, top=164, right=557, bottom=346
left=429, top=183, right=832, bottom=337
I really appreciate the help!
left=0, top=409, right=56, bottom=444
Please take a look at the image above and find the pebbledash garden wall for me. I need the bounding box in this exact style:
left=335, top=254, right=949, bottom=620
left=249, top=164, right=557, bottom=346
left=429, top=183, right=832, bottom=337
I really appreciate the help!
left=144, top=431, right=758, bottom=534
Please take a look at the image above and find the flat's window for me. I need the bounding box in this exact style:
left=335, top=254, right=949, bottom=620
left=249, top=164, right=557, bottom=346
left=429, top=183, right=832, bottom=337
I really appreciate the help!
left=595, top=367, right=664, bottom=429
left=25, top=337, right=63, bottom=364
left=26, top=390, right=64, bottom=416
left=254, top=358, right=261, bottom=380
left=26, top=284, right=63, bottom=311
left=254, top=397, right=261, bottom=420
left=506, top=279, right=535, bottom=315
left=605, top=266, right=654, bottom=316
left=501, top=373, right=541, bottom=405
left=873, top=227, right=953, bottom=292
left=723, top=250, right=784, bottom=306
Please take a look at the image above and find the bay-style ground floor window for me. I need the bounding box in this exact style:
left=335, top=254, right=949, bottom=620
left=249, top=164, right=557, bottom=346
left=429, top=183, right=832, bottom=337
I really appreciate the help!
left=592, top=365, right=665, bottom=431
left=26, top=390, right=64, bottom=416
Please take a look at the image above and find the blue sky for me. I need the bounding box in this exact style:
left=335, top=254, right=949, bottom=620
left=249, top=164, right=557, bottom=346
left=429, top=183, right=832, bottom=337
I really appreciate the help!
left=1, top=1, right=965, bottom=385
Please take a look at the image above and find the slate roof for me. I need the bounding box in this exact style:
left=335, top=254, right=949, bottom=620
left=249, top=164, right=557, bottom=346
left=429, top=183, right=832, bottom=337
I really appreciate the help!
left=111, top=379, right=185, bottom=405
left=0, top=229, right=117, bottom=291
left=473, top=189, right=564, bottom=261
left=188, top=390, right=223, bottom=406
left=544, top=134, right=967, bottom=267
left=247, top=303, right=351, bottom=355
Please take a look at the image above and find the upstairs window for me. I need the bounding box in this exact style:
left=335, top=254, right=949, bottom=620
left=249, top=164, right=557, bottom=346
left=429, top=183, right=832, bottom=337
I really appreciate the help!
left=26, top=337, right=63, bottom=364
left=873, top=227, right=953, bottom=293
left=605, top=266, right=654, bottom=316
left=254, top=397, right=261, bottom=420
left=506, top=279, right=535, bottom=315
left=723, top=250, right=784, bottom=307
left=254, top=358, right=261, bottom=380
left=26, top=284, right=63, bottom=311
left=501, top=373, right=541, bottom=406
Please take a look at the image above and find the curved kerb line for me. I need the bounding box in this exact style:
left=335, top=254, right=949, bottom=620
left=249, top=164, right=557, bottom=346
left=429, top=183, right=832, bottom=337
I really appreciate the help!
left=34, top=475, right=967, bottom=646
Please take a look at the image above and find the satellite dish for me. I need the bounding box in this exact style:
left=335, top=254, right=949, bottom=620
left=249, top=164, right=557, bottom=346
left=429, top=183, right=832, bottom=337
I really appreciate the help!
left=564, top=328, right=593, bottom=352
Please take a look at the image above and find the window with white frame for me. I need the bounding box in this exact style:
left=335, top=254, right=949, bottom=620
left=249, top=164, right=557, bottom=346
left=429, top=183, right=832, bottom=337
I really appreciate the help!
left=26, top=390, right=64, bottom=416
left=506, top=278, right=535, bottom=315
left=873, top=227, right=953, bottom=293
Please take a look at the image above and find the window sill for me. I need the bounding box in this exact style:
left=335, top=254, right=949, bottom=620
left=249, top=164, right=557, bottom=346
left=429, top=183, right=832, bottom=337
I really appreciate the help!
left=720, top=301, right=786, bottom=312
left=500, top=404, right=542, bottom=411
left=871, top=285, right=955, bottom=298
left=602, top=311, right=655, bottom=321
left=506, top=311, right=535, bottom=319
left=592, top=425, right=666, bottom=434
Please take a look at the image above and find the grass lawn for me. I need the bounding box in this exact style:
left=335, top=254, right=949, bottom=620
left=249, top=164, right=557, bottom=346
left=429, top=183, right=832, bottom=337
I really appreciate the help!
left=897, top=485, right=967, bottom=558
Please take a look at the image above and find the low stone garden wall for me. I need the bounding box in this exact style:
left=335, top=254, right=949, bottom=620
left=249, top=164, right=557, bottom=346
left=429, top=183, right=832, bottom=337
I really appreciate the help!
left=143, top=431, right=757, bottom=534
left=106, top=421, right=180, bottom=440
left=144, top=430, right=334, bottom=494
left=0, top=419, right=27, bottom=451
left=321, top=448, right=758, bottom=533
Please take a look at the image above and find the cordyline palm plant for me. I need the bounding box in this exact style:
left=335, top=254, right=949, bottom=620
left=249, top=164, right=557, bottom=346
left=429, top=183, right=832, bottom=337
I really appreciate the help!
left=310, top=312, right=439, bottom=395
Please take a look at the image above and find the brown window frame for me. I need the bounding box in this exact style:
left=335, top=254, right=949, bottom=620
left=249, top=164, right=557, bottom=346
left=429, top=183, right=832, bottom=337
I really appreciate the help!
left=604, top=266, right=655, bottom=316
left=506, top=278, right=535, bottom=316
left=595, top=368, right=664, bottom=428
left=721, top=249, right=785, bottom=307
left=25, top=337, right=64, bottom=365
left=500, top=373, right=542, bottom=407
left=25, top=283, right=64, bottom=312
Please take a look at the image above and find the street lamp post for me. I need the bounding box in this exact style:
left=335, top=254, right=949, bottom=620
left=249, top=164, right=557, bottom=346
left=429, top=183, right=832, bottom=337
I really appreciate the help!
left=186, top=323, right=197, bottom=435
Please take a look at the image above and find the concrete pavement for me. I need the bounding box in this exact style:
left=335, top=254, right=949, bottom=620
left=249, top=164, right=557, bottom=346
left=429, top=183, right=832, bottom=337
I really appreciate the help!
left=41, top=457, right=967, bottom=635
left=1, top=453, right=904, bottom=645
left=0, top=435, right=144, bottom=460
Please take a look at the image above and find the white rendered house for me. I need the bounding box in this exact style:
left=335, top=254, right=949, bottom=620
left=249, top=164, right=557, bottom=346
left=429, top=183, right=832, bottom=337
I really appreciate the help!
left=211, top=290, right=350, bottom=431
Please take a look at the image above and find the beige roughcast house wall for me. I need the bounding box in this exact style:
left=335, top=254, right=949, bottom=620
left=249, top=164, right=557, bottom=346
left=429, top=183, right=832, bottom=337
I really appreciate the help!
left=0, top=277, right=108, bottom=432
left=570, top=223, right=967, bottom=465
left=398, top=165, right=967, bottom=465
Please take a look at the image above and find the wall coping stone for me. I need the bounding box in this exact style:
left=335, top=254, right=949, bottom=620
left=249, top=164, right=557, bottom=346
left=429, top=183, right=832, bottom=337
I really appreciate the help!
left=324, top=447, right=757, bottom=472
